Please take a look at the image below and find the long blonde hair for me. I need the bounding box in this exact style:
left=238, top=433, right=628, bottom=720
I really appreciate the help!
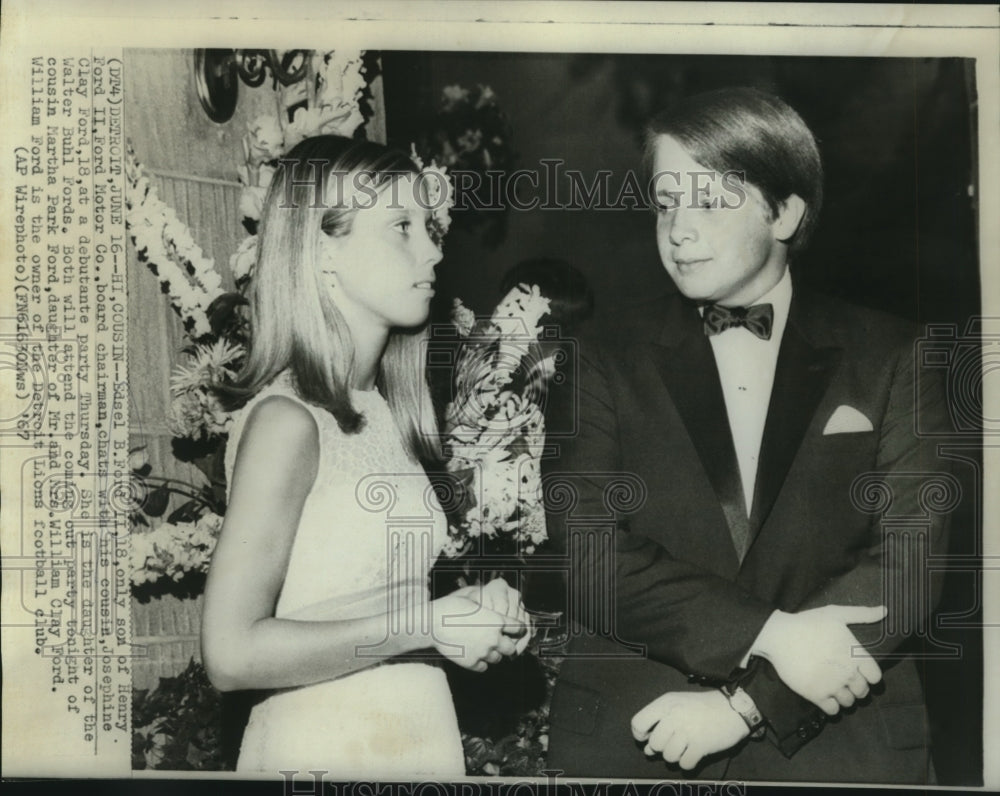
left=232, top=135, right=441, bottom=462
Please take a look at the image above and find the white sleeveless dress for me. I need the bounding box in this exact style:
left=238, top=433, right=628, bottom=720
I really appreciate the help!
left=225, top=373, right=464, bottom=778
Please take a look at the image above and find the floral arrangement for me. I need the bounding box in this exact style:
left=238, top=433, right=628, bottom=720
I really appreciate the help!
left=410, top=83, right=514, bottom=245
left=166, top=338, right=245, bottom=445
left=125, top=144, right=226, bottom=339
left=415, top=83, right=513, bottom=173
left=442, top=284, right=556, bottom=558
left=128, top=446, right=227, bottom=596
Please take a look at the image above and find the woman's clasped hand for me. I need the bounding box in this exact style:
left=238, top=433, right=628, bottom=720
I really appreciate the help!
left=432, top=578, right=533, bottom=672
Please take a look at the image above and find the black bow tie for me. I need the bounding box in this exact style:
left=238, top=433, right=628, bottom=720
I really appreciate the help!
left=703, top=302, right=774, bottom=340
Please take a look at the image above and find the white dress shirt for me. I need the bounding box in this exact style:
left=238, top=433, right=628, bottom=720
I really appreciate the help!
left=703, top=269, right=792, bottom=516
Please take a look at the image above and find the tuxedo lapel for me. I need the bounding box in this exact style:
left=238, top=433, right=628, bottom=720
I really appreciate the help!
left=748, top=293, right=842, bottom=545
left=649, top=305, right=750, bottom=560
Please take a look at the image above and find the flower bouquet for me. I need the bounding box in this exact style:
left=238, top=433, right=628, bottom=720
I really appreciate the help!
left=440, top=285, right=566, bottom=776
left=441, top=283, right=557, bottom=561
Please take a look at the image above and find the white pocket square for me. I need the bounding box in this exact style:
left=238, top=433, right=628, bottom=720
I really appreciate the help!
left=823, top=405, right=874, bottom=435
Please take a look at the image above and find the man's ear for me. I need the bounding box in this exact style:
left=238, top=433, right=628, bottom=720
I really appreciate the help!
left=772, top=194, right=806, bottom=242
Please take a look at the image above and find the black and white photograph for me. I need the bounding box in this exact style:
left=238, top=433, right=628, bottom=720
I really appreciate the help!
left=1, top=2, right=996, bottom=792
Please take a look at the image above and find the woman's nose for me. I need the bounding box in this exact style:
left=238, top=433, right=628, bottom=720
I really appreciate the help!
left=422, top=226, right=443, bottom=267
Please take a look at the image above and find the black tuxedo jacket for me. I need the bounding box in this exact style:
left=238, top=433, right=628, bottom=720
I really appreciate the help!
left=543, top=285, right=951, bottom=783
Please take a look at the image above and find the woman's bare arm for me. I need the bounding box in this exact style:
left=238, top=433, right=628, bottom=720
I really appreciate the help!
left=201, top=395, right=522, bottom=691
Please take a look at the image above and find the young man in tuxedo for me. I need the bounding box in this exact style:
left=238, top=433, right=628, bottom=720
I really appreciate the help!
left=544, top=87, right=951, bottom=783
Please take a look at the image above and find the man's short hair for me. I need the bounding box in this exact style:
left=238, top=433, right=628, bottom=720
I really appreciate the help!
left=646, top=86, right=823, bottom=254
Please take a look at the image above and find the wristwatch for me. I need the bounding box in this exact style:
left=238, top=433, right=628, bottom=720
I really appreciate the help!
left=722, top=685, right=767, bottom=740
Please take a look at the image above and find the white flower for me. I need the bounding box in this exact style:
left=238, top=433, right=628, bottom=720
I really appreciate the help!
left=325, top=104, right=365, bottom=138
left=130, top=531, right=160, bottom=585
left=229, top=234, right=258, bottom=283
left=513, top=452, right=542, bottom=498
left=457, top=128, right=483, bottom=153
left=131, top=513, right=224, bottom=585
left=530, top=353, right=558, bottom=385
left=442, top=84, right=470, bottom=111
left=170, top=339, right=244, bottom=395
left=405, top=148, right=454, bottom=246
left=283, top=106, right=322, bottom=151
left=408, top=144, right=425, bottom=172
left=285, top=101, right=363, bottom=150
left=245, top=115, right=285, bottom=167
left=199, top=512, right=225, bottom=535
left=129, top=447, right=149, bottom=473
left=135, top=718, right=170, bottom=768
left=520, top=509, right=548, bottom=548
left=130, top=219, right=163, bottom=260
left=166, top=389, right=232, bottom=439
left=493, top=283, right=551, bottom=334
left=317, top=50, right=366, bottom=127
left=238, top=186, right=267, bottom=226
left=258, top=163, right=277, bottom=189
left=475, top=85, right=497, bottom=109
left=450, top=299, right=476, bottom=337
left=165, top=392, right=204, bottom=438
left=473, top=451, right=520, bottom=534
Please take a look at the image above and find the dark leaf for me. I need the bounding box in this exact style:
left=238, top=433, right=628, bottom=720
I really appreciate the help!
left=206, top=292, right=249, bottom=337
left=143, top=484, right=171, bottom=517
left=131, top=571, right=207, bottom=603
left=167, top=499, right=201, bottom=524
left=210, top=438, right=228, bottom=483
left=189, top=453, right=216, bottom=484
left=172, top=434, right=219, bottom=463
left=131, top=660, right=227, bottom=771
left=499, top=747, right=535, bottom=776
left=507, top=435, right=531, bottom=460
left=462, top=735, right=498, bottom=771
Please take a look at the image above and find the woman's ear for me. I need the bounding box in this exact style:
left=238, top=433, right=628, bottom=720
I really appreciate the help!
left=772, top=194, right=806, bottom=242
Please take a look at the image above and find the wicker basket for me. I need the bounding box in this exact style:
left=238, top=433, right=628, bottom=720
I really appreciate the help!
left=132, top=593, right=204, bottom=691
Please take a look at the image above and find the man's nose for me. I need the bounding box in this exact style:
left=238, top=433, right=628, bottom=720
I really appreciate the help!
left=666, top=207, right=698, bottom=245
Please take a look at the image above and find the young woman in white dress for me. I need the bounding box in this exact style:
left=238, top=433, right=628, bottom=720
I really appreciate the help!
left=201, top=135, right=529, bottom=777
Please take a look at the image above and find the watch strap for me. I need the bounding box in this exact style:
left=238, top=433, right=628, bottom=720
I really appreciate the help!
left=722, top=684, right=767, bottom=739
